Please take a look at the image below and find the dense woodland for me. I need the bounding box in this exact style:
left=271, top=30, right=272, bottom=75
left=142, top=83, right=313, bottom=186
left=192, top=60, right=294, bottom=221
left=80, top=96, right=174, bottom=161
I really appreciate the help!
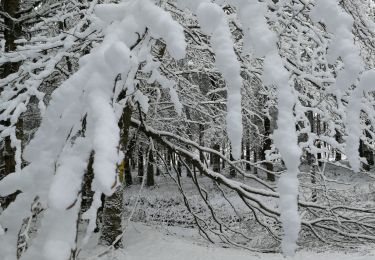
left=0, top=0, right=375, bottom=259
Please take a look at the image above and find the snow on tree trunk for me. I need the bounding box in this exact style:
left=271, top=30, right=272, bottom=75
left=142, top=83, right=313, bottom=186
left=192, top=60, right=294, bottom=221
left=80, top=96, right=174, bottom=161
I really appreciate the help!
left=262, top=116, right=274, bottom=182
left=99, top=184, right=124, bottom=249
left=81, top=152, right=95, bottom=214
left=100, top=99, right=133, bottom=246
left=0, top=0, right=22, bottom=192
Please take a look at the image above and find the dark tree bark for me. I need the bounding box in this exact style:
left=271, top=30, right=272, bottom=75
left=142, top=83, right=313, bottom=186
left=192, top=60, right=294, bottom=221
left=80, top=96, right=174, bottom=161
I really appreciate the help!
left=1, top=0, right=21, bottom=76
left=365, top=127, right=374, bottom=167
left=138, top=149, right=144, bottom=183
left=0, top=0, right=23, bottom=210
left=306, top=111, right=318, bottom=202
left=335, top=130, right=342, bottom=161
left=99, top=184, right=123, bottom=248
left=366, top=150, right=374, bottom=167
left=80, top=153, right=104, bottom=234
left=100, top=103, right=132, bottom=248
left=131, top=156, right=136, bottom=170
left=253, top=149, right=258, bottom=175
left=359, top=139, right=371, bottom=171
left=146, top=150, right=155, bottom=186
left=241, top=141, right=245, bottom=160
left=166, top=149, right=171, bottom=169
left=359, top=139, right=365, bottom=167
left=156, top=164, right=161, bottom=176
left=81, top=153, right=95, bottom=213
left=186, top=155, right=192, bottom=177
left=246, top=139, right=251, bottom=171
left=229, top=149, right=236, bottom=178
left=177, top=157, right=182, bottom=177
left=221, top=144, right=225, bottom=170
left=199, top=124, right=205, bottom=164
left=363, top=130, right=374, bottom=170
left=316, top=115, right=323, bottom=168
left=262, top=117, right=274, bottom=181
left=124, top=156, right=132, bottom=186
left=185, top=108, right=193, bottom=178
left=212, top=144, right=220, bottom=172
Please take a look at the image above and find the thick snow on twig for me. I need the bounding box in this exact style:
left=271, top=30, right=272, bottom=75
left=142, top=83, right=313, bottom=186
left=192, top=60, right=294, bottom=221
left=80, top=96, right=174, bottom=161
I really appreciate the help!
left=195, top=1, right=243, bottom=159
left=312, top=0, right=375, bottom=172
left=1, top=0, right=375, bottom=259
left=346, top=71, right=375, bottom=172
left=177, top=0, right=244, bottom=159
left=0, top=0, right=186, bottom=259
left=263, top=52, right=302, bottom=257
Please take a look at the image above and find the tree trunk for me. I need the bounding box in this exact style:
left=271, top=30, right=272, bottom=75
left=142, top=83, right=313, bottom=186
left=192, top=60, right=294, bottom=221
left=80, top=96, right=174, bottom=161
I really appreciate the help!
left=335, top=130, right=342, bottom=161
left=99, top=185, right=124, bottom=248
left=81, top=153, right=95, bottom=214
left=81, top=153, right=104, bottom=234
left=306, top=111, right=317, bottom=202
left=1, top=0, right=21, bottom=77
left=229, top=150, right=236, bottom=178
left=146, top=150, right=155, bottom=186
left=124, top=157, right=132, bottom=186
left=138, top=149, right=144, bottom=183
left=364, top=130, right=374, bottom=170
left=185, top=108, right=192, bottom=178
left=359, top=139, right=370, bottom=171
left=0, top=0, right=22, bottom=210
left=156, top=164, right=161, bottom=176
left=99, top=103, right=132, bottom=247
left=316, top=115, right=323, bottom=168
left=253, top=149, right=258, bottom=175
left=262, top=117, right=274, bottom=181
left=212, top=144, right=220, bottom=172
left=166, top=149, right=171, bottom=170
left=241, top=141, right=245, bottom=160
left=131, top=156, right=136, bottom=170
left=177, top=157, right=182, bottom=177
left=366, top=149, right=374, bottom=167
left=246, top=140, right=251, bottom=171
left=186, top=158, right=192, bottom=177
left=221, top=144, right=225, bottom=170
left=199, top=124, right=205, bottom=164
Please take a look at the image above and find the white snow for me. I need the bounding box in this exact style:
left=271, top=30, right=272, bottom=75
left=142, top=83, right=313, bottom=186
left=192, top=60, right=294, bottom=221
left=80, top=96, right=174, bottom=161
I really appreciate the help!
left=0, top=1, right=187, bottom=259
left=263, top=52, right=302, bottom=257
left=83, top=223, right=375, bottom=260
left=311, top=0, right=375, bottom=172
left=346, top=70, right=375, bottom=172
left=196, top=1, right=243, bottom=159
left=1, top=1, right=374, bottom=260
left=231, top=0, right=276, bottom=57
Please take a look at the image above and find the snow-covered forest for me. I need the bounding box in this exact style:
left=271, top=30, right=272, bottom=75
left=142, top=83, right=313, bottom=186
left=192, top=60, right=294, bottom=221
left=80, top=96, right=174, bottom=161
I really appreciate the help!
left=0, top=0, right=375, bottom=259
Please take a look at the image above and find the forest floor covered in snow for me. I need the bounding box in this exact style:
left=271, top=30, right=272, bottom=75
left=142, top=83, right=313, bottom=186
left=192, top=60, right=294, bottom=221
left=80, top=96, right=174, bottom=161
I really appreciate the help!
left=81, top=163, right=375, bottom=259
left=82, top=223, right=375, bottom=260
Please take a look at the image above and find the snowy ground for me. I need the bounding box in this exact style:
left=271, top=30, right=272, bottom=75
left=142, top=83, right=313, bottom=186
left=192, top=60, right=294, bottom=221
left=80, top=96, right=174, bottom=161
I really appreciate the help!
left=81, top=223, right=375, bottom=260
left=79, top=163, right=375, bottom=260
